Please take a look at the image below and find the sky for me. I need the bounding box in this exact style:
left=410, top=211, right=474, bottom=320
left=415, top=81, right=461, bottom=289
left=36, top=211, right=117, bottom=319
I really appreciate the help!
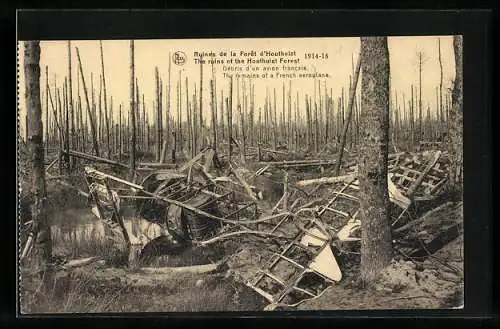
left=18, top=36, right=456, bottom=136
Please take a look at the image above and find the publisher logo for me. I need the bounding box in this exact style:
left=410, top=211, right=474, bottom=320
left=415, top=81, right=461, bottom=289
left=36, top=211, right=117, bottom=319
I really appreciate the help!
left=173, top=51, right=186, bottom=66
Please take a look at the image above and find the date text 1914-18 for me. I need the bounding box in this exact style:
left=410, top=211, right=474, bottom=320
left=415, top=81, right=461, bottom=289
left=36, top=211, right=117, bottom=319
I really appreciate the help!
left=305, top=52, right=329, bottom=60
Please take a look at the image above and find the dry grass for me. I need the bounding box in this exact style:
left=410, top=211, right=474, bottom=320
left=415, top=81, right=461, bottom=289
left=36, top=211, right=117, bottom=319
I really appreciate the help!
left=51, top=223, right=117, bottom=259
left=20, top=268, right=264, bottom=313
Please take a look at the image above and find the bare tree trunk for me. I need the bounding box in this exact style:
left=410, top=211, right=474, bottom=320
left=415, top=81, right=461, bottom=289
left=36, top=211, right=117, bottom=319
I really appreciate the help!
left=129, top=40, right=136, bottom=179
left=220, top=89, right=225, bottom=142
left=314, top=99, right=319, bottom=153
left=159, top=79, right=163, bottom=154
left=192, top=85, right=198, bottom=157
left=166, top=55, right=171, bottom=157
left=45, top=66, right=49, bottom=153
left=135, top=79, right=141, bottom=152
left=410, top=84, right=415, bottom=147
left=63, top=77, right=70, bottom=173
left=210, top=79, right=217, bottom=150
left=250, top=84, right=255, bottom=146
left=335, top=55, right=361, bottom=175
left=449, top=35, right=463, bottom=192
left=24, top=40, right=53, bottom=292
left=155, top=67, right=161, bottom=161
left=175, top=72, right=182, bottom=149
left=358, top=37, right=392, bottom=284
left=273, top=88, right=278, bottom=150
left=68, top=42, right=75, bottom=167
left=416, top=51, right=426, bottom=143
left=228, top=77, right=233, bottom=160
left=239, top=104, right=246, bottom=164
left=211, top=64, right=218, bottom=150
left=118, top=105, right=122, bottom=162
left=191, top=93, right=197, bottom=157
left=76, top=48, right=100, bottom=156
left=438, top=38, right=444, bottom=124
left=199, top=58, right=204, bottom=147
left=99, top=41, right=110, bottom=159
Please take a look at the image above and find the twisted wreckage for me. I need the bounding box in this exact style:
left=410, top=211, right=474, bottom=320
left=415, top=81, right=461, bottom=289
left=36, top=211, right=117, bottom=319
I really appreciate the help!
left=55, top=145, right=457, bottom=308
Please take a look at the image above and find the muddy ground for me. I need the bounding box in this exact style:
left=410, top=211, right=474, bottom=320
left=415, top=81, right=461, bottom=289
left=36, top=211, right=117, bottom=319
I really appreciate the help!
left=18, top=147, right=463, bottom=313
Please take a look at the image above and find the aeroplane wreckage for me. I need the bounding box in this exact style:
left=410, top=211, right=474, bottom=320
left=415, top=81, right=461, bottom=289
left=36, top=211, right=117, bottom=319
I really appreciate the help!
left=49, top=146, right=456, bottom=308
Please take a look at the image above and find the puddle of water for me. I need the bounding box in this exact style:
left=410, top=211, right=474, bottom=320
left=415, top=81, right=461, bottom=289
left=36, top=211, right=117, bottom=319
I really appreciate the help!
left=50, top=207, right=167, bottom=248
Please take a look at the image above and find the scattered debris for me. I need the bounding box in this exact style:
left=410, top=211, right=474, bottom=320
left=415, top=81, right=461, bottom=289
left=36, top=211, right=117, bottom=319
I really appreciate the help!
left=33, top=146, right=457, bottom=310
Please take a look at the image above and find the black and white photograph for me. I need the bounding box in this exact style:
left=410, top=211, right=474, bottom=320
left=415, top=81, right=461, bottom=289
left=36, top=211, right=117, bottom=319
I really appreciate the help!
left=18, top=31, right=466, bottom=313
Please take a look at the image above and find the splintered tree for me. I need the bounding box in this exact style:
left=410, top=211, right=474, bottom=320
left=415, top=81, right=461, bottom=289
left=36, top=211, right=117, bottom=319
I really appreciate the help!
left=415, top=50, right=428, bottom=143
left=449, top=35, right=463, bottom=193
left=358, top=37, right=392, bottom=284
left=24, top=40, right=53, bottom=291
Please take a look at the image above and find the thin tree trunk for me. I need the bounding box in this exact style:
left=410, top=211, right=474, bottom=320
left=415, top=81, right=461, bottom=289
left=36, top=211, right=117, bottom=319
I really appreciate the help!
left=305, top=95, right=311, bottom=148
left=99, top=41, right=110, bottom=158
left=135, top=78, right=141, bottom=152
left=75, top=48, right=100, bottom=156
left=358, top=37, right=392, bottom=284
left=410, top=84, right=415, bottom=147
left=159, top=79, right=163, bottom=154
left=63, top=78, right=70, bottom=173
left=273, top=88, right=277, bottom=150
left=239, top=103, right=246, bottom=164
left=167, top=54, right=172, bottom=155
left=228, top=77, right=233, bottom=160
left=211, top=63, right=218, bottom=150
left=199, top=58, right=204, bottom=147
left=220, top=89, right=225, bottom=142
left=438, top=38, right=444, bottom=124
left=191, top=93, right=197, bottom=157
left=335, top=55, right=361, bottom=175
left=45, top=66, right=49, bottom=154
left=417, top=52, right=425, bottom=143
left=210, top=79, right=217, bottom=150
left=192, top=84, right=198, bottom=157
left=155, top=67, right=161, bottom=161
left=129, top=40, right=136, bottom=179
left=68, top=42, right=75, bottom=167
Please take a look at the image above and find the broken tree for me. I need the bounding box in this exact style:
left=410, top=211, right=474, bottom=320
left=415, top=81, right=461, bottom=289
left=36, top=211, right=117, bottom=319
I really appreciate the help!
left=448, top=35, right=463, bottom=193
left=24, top=40, right=54, bottom=291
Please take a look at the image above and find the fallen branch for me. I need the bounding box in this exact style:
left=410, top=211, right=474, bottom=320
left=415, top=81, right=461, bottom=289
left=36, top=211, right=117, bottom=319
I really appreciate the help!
left=271, top=193, right=286, bottom=214
left=255, top=165, right=270, bottom=176
left=63, top=149, right=128, bottom=169
left=289, top=197, right=302, bottom=211
left=258, top=159, right=334, bottom=166
left=178, top=150, right=205, bottom=172
left=196, top=230, right=290, bottom=246
left=140, top=263, right=221, bottom=275
left=295, top=173, right=357, bottom=188
left=248, top=146, right=288, bottom=155
left=137, top=162, right=177, bottom=169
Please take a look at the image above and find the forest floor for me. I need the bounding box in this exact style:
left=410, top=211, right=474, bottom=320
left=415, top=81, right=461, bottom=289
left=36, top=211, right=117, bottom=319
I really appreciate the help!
left=18, top=146, right=464, bottom=313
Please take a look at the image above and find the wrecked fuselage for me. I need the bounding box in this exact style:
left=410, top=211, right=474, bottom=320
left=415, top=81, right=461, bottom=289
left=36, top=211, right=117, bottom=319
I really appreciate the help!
left=82, top=148, right=451, bottom=308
